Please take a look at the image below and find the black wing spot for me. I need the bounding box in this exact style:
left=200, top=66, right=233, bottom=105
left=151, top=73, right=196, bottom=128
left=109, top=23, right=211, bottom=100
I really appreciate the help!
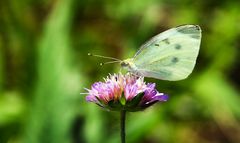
left=154, top=43, right=160, bottom=46
left=162, top=38, right=170, bottom=44
left=172, top=57, right=179, bottom=63
left=175, top=44, right=181, bottom=50
left=193, top=25, right=201, bottom=31
left=177, top=25, right=200, bottom=34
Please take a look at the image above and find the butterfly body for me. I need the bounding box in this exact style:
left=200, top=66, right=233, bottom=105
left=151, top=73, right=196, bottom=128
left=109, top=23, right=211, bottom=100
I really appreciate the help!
left=121, top=25, right=202, bottom=81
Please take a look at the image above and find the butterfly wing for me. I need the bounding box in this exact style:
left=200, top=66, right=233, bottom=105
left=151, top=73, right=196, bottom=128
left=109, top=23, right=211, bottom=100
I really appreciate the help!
left=132, top=25, right=201, bottom=81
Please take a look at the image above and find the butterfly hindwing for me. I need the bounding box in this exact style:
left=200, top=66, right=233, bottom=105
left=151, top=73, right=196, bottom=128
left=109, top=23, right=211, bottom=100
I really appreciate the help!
left=132, top=25, right=201, bottom=81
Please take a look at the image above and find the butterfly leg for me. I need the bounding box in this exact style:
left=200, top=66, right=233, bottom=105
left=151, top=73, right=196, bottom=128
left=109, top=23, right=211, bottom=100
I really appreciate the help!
left=128, top=70, right=144, bottom=78
left=119, top=67, right=122, bottom=73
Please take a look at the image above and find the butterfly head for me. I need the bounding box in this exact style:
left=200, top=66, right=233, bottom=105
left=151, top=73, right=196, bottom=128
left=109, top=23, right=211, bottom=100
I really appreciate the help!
left=120, top=58, right=136, bottom=71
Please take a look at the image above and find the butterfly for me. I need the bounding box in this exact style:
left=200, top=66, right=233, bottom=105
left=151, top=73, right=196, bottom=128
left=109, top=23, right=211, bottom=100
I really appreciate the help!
left=89, top=25, right=201, bottom=81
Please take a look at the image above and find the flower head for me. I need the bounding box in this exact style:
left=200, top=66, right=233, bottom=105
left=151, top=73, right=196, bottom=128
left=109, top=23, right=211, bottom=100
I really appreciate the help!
left=84, top=73, right=168, bottom=112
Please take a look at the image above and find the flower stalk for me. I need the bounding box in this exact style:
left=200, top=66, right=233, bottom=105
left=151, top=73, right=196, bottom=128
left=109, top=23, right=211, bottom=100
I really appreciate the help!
left=121, top=110, right=126, bottom=143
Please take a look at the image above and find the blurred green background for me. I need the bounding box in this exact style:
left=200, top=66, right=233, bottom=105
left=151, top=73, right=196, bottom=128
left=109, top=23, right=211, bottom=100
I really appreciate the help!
left=1, top=0, right=240, bottom=143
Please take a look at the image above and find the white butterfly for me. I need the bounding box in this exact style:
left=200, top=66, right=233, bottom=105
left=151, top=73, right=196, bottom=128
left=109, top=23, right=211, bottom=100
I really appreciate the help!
left=120, top=25, right=201, bottom=81
left=89, top=25, right=201, bottom=81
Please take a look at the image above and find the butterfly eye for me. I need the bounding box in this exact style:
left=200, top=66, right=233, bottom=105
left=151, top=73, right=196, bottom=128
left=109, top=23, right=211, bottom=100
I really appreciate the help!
left=120, top=62, right=129, bottom=67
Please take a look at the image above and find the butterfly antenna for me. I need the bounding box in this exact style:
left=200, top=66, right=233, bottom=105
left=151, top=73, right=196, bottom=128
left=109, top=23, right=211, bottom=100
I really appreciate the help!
left=99, top=61, right=121, bottom=66
left=88, top=53, right=121, bottom=62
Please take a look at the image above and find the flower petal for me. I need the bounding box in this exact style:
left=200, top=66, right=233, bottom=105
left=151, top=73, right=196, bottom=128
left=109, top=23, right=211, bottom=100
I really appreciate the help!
left=86, top=95, right=97, bottom=102
left=84, top=73, right=168, bottom=111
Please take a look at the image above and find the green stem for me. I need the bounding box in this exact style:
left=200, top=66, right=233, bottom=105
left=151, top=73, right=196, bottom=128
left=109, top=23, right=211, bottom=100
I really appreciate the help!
left=121, top=110, right=126, bottom=143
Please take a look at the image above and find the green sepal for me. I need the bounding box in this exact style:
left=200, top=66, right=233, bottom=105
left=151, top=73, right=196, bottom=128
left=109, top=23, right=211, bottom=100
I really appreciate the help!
left=95, top=96, right=106, bottom=107
left=125, top=92, right=145, bottom=111
left=119, top=93, right=126, bottom=106
left=107, top=100, right=122, bottom=111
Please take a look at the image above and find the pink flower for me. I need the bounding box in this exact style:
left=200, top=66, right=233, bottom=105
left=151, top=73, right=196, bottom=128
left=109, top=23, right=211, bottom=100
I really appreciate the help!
left=84, top=73, right=168, bottom=111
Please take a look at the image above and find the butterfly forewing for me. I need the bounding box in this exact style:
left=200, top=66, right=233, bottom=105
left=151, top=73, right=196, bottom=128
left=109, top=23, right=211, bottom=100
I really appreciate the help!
left=132, top=25, right=201, bottom=81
